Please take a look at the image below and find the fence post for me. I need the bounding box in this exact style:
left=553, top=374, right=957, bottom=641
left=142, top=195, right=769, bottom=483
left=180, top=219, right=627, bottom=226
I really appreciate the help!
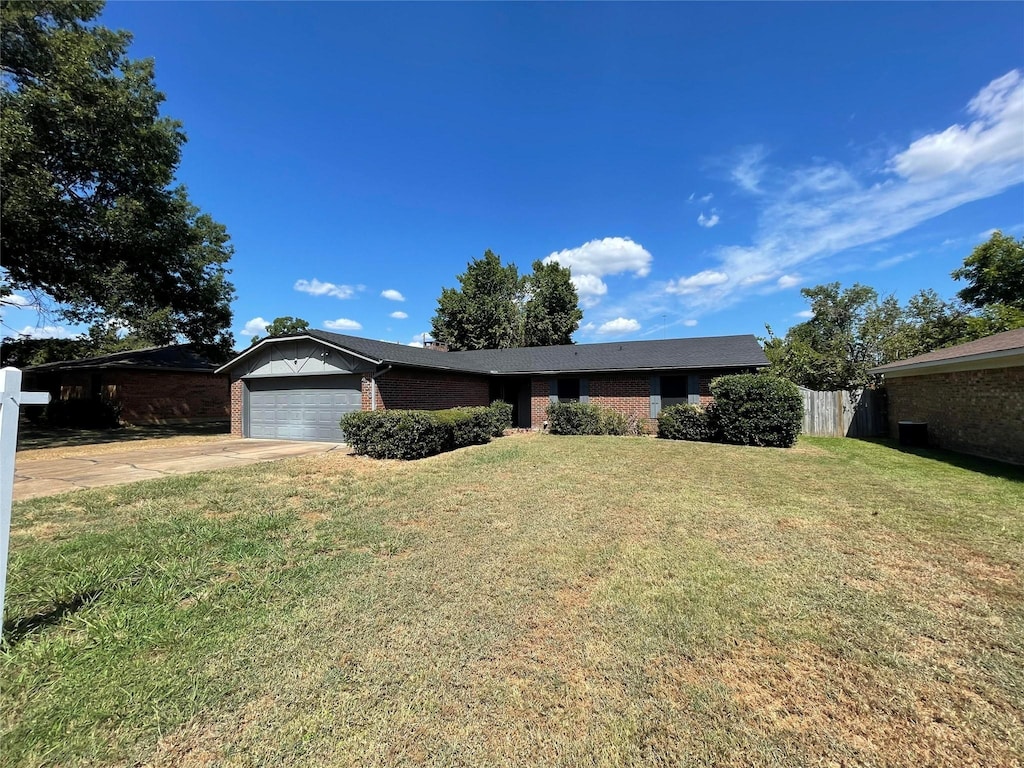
left=0, top=368, right=50, bottom=628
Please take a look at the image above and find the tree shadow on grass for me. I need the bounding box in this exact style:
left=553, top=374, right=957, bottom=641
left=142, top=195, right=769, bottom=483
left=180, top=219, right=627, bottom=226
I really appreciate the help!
left=854, top=437, right=1024, bottom=482
left=2, top=589, right=103, bottom=649
left=16, top=419, right=230, bottom=451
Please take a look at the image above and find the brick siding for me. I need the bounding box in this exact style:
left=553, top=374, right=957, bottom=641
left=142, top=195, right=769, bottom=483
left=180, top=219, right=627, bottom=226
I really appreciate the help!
left=102, top=371, right=229, bottom=425
left=590, top=375, right=654, bottom=430
left=230, top=378, right=243, bottom=436
left=885, top=365, right=1024, bottom=465
left=363, top=368, right=490, bottom=411
left=528, top=370, right=746, bottom=431
left=530, top=378, right=551, bottom=429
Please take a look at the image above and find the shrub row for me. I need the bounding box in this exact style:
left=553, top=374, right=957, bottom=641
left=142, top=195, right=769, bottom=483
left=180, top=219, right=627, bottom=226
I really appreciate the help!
left=546, top=401, right=648, bottom=436
left=657, top=374, right=802, bottom=448
left=340, top=400, right=513, bottom=460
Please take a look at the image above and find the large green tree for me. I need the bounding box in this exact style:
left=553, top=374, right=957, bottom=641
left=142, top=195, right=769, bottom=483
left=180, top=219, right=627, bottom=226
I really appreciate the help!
left=523, top=259, right=582, bottom=347
left=953, top=230, right=1024, bottom=311
left=952, top=230, right=1024, bottom=337
left=764, top=283, right=905, bottom=390
left=431, top=251, right=583, bottom=350
left=431, top=251, right=524, bottom=351
left=1, top=1, right=235, bottom=356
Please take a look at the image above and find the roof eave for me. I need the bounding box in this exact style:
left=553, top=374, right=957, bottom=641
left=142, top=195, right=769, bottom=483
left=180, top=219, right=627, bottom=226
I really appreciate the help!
left=871, top=347, right=1024, bottom=377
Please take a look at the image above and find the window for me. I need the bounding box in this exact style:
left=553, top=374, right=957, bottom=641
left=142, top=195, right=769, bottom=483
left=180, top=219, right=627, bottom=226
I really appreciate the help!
left=661, top=375, right=688, bottom=409
left=557, top=378, right=580, bottom=402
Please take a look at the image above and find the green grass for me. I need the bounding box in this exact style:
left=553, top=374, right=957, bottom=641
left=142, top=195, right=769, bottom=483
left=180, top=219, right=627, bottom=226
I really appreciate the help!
left=3, top=435, right=1023, bottom=767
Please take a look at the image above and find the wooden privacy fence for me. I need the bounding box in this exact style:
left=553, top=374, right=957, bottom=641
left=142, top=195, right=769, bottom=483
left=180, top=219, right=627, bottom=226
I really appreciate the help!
left=797, top=386, right=886, bottom=438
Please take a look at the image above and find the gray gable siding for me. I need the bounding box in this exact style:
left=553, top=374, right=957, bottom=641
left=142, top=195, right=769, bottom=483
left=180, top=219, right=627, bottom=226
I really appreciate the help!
left=232, top=339, right=374, bottom=379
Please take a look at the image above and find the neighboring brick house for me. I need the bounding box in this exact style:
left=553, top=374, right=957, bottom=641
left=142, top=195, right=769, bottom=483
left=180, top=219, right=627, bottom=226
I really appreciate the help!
left=871, top=328, right=1024, bottom=465
left=218, top=330, right=767, bottom=442
left=24, top=345, right=230, bottom=426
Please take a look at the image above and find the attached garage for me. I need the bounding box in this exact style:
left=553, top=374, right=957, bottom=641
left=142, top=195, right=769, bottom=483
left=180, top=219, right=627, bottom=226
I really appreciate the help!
left=246, top=375, right=362, bottom=442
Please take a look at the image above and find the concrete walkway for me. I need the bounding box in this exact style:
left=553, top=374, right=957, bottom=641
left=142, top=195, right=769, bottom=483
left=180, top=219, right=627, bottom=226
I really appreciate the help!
left=13, top=439, right=343, bottom=501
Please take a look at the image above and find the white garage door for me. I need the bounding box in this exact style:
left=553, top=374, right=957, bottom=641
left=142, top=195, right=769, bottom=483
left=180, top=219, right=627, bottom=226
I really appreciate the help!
left=246, top=375, right=362, bottom=442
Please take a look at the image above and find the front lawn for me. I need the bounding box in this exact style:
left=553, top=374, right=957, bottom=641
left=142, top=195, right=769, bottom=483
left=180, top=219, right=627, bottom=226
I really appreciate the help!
left=3, top=435, right=1022, bottom=767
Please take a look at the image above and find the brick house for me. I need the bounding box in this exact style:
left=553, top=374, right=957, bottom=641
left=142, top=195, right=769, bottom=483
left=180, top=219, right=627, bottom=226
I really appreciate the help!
left=871, top=328, right=1024, bottom=465
left=24, top=345, right=230, bottom=426
left=217, top=330, right=768, bottom=442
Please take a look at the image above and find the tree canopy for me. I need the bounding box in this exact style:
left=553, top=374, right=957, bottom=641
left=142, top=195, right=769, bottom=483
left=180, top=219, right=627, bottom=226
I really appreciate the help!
left=250, top=316, right=310, bottom=344
left=0, top=0, right=235, bottom=357
left=523, top=259, right=583, bottom=347
left=953, top=230, right=1024, bottom=311
left=430, top=251, right=582, bottom=351
left=764, top=231, right=1024, bottom=391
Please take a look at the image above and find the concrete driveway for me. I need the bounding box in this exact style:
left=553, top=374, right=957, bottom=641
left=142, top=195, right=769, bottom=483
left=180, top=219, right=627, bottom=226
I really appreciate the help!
left=13, top=439, right=343, bottom=501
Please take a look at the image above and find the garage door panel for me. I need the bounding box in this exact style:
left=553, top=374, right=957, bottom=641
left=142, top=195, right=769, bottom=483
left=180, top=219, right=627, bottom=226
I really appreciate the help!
left=246, top=375, right=361, bottom=442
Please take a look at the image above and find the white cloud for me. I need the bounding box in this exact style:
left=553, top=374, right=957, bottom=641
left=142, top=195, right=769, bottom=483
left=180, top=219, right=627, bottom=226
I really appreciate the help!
left=390, top=310, right=408, bottom=319
left=15, top=324, right=78, bottom=339
left=569, top=273, right=608, bottom=301
left=796, top=310, right=814, bottom=318
left=688, top=192, right=714, bottom=203
left=731, top=145, right=768, bottom=194
left=875, top=252, right=917, bottom=269
left=597, top=317, right=641, bottom=335
left=381, top=289, right=405, bottom=302
left=671, top=70, right=1024, bottom=313
left=544, top=237, right=653, bottom=310
left=682, top=319, right=698, bottom=327
left=544, top=236, right=652, bottom=278
left=1, top=293, right=33, bottom=307
left=294, top=278, right=355, bottom=299
left=890, top=70, right=1024, bottom=180
left=697, top=211, right=720, bottom=228
left=665, top=270, right=729, bottom=295
left=241, top=316, right=269, bottom=337
left=700, top=193, right=713, bottom=203
left=324, top=318, right=362, bottom=331
left=776, top=274, right=801, bottom=289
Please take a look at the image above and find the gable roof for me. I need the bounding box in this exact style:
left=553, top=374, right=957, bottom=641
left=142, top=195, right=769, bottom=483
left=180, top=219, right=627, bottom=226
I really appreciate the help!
left=220, top=330, right=768, bottom=376
left=871, top=328, right=1024, bottom=376
left=27, top=344, right=221, bottom=374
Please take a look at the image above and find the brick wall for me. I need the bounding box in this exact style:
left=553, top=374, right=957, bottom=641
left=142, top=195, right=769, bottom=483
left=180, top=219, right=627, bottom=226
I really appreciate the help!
left=364, top=368, right=490, bottom=411
left=230, top=378, right=243, bottom=437
left=886, top=365, right=1024, bottom=465
left=530, top=378, right=550, bottom=429
left=103, top=371, right=230, bottom=425
left=590, top=375, right=653, bottom=429
left=528, top=370, right=745, bottom=430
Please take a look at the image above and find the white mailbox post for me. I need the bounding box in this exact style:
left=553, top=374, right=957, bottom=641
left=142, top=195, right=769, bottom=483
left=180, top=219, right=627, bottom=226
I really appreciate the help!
left=0, top=367, right=50, bottom=627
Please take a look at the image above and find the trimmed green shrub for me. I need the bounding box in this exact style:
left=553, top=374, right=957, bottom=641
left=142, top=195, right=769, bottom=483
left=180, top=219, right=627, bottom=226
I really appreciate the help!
left=598, top=407, right=631, bottom=436
left=657, top=403, right=714, bottom=442
left=547, top=401, right=602, bottom=435
left=487, top=400, right=513, bottom=436
left=341, top=401, right=513, bottom=460
left=547, top=402, right=648, bottom=436
left=710, top=374, right=803, bottom=448
left=440, top=407, right=494, bottom=449
left=598, top=408, right=649, bottom=436
left=340, top=410, right=450, bottom=459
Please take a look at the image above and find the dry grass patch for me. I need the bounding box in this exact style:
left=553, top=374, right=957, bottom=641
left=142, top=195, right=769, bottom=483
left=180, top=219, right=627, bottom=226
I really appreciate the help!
left=3, top=434, right=1023, bottom=767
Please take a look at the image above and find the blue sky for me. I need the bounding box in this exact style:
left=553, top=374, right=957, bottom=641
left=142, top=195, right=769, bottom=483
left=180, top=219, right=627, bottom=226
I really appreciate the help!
left=4, top=2, right=1023, bottom=349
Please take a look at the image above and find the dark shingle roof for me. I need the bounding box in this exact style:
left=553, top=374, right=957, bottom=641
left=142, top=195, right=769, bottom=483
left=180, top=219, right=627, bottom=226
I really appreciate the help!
left=302, top=330, right=767, bottom=374
left=871, top=328, right=1024, bottom=374
left=27, top=344, right=221, bottom=373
